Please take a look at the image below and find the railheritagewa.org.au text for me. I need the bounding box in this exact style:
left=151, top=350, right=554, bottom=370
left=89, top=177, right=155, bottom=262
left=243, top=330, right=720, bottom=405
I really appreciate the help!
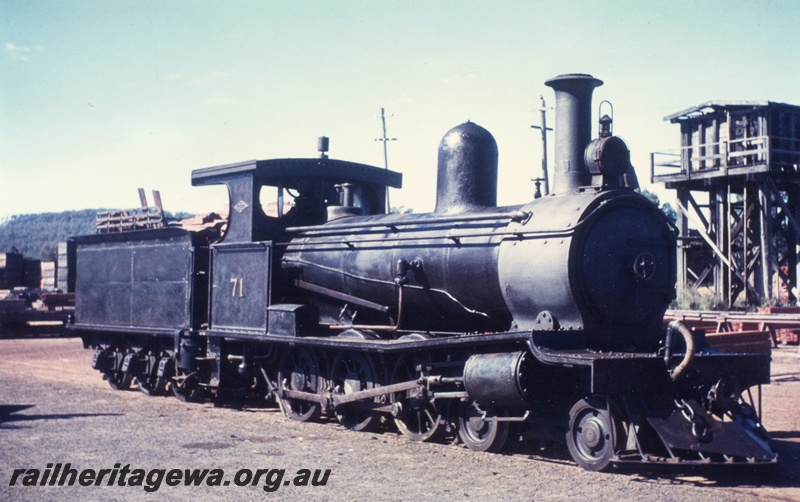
left=9, top=463, right=331, bottom=493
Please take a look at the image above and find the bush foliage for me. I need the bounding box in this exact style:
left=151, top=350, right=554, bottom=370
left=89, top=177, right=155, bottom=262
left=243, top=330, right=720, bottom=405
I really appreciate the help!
left=0, top=210, right=101, bottom=261
left=0, top=210, right=196, bottom=262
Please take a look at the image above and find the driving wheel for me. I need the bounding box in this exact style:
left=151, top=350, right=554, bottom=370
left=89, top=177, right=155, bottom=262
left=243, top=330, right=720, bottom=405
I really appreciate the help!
left=330, top=351, right=379, bottom=431
left=276, top=347, right=323, bottom=422
left=390, top=354, right=444, bottom=442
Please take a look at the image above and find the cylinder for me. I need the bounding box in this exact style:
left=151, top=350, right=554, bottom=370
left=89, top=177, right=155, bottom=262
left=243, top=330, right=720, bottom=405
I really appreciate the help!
left=434, top=122, right=498, bottom=214
left=463, top=351, right=534, bottom=408
left=545, top=74, right=603, bottom=194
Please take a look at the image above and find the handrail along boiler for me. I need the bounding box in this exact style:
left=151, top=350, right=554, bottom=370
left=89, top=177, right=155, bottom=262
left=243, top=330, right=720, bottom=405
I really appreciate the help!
left=72, top=74, right=775, bottom=471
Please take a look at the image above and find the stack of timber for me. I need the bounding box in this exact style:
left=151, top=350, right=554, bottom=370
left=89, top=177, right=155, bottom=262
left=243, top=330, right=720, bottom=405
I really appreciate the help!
left=0, top=251, right=24, bottom=289
left=759, top=306, right=800, bottom=344
left=40, top=262, right=55, bottom=290
left=56, top=242, right=69, bottom=291
left=664, top=309, right=800, bottom=354
left=96, top=188, right=169, bottom=233
left=95, top=207, right=165, bottom=233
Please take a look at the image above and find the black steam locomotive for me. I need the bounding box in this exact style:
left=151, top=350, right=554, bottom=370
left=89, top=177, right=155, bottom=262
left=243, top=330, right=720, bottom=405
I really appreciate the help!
left=70, top=74, right=775, bottom=471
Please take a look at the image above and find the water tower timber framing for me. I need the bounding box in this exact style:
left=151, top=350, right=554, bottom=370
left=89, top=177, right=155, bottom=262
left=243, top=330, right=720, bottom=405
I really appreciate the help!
left=651, top=101, right=800, bottom=307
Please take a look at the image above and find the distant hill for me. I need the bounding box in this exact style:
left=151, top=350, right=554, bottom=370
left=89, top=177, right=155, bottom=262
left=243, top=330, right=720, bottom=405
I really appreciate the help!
left=0, top=209, right=193, bottom=261
left=0, top=210, right=101, bottom=261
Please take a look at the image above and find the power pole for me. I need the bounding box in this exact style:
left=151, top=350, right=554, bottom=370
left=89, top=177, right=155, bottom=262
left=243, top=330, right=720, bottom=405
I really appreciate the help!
left=530, top=95, right=552, bottom=198
left=375, top=107, right=397, bottom=212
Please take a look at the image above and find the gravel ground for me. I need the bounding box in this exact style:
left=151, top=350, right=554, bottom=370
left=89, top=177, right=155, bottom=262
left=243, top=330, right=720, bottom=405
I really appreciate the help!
left=1, top=337, right=799, bottom=501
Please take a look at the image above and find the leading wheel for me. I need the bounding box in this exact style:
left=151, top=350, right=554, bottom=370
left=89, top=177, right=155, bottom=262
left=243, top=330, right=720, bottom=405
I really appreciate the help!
left=390, top=354, right=444, bottom=442
left=330, top=351, right=379, bottom=432
left=566, top=396, right=621, bottom=471
left=457, top=399, right=509, bottom=453
left=276, top=347, right=322, bottom=422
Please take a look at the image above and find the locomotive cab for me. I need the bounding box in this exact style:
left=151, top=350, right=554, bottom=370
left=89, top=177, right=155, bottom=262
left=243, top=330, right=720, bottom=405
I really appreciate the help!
left=191, top=157, right=402, bottom=243
left=190, top=157, right=402, bottom=337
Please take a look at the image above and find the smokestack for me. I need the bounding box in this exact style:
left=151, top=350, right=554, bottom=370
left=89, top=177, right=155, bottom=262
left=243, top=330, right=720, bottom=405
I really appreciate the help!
left=545, top=74, right=603, bottom=194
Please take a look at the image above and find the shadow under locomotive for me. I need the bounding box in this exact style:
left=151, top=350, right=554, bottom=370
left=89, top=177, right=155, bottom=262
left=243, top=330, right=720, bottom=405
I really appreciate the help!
left=69, top=73, right=776, bottom=472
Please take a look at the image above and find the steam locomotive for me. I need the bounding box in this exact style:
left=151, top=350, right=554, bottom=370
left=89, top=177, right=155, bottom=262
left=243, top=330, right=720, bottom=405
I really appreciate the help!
left=70, top=74, right=776, bottom=471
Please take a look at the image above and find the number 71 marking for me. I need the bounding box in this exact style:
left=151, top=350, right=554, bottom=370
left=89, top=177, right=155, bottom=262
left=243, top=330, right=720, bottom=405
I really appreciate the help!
left=230, top=277, right=244, bottom=297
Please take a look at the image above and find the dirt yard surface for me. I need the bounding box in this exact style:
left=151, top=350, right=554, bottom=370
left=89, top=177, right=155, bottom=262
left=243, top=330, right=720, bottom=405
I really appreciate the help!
left=1, top=337, right=799, bottom=501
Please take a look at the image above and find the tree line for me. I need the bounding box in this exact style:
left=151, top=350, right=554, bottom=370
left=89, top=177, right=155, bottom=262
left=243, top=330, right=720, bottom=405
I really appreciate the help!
left=0, top=210, right=191, bottom=262
left=0, top=210, right=101, bottom=261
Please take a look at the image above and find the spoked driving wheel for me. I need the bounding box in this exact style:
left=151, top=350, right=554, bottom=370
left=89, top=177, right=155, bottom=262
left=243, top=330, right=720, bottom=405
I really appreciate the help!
left=330, top=351, right=379, bottom=432
left=566, top=396, right=622, bottom=471
left=457, top=399, right=509, bottom=453
left=390, top=354, right=444, bottom=442
left=276, top=347, right=323, bottom=422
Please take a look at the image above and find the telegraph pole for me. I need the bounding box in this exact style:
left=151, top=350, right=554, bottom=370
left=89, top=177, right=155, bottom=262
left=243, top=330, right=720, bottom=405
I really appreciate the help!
left=375, top=107, right=397, bottom=212
left=530, top=95, right=552, bottom=197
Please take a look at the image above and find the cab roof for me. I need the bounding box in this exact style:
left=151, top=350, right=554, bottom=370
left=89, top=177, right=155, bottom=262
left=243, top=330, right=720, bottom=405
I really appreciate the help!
left=192, top=158, right=402, bottom=189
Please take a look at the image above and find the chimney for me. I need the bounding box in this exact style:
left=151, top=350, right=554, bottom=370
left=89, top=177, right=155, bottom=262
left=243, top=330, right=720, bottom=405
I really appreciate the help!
left=545, top=74, right=603, bottom=194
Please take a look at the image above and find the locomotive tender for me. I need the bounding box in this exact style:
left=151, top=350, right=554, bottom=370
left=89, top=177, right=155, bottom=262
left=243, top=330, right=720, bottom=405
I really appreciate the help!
left=72, top=74, right=775, bottom=471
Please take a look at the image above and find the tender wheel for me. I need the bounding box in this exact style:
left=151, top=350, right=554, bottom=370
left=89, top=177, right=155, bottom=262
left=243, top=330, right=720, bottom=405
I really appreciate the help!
left=171, top=372, right=204, bottom=402
left=138, top=375, right=167, bottom=396
left=330, top=351, right=380, bottom=432
left=102, top=349, right=132, bottom=390
left=137, top=353, right=166, bottom=396
left=457, top=399, right=509, bottom=453
left=566, top=396, right=621, bottom=471
left=105, top=371, right=132, bottom=391
left=390, top=355, right=444, bottom=442
left=276, top=347, right=322, bottom=422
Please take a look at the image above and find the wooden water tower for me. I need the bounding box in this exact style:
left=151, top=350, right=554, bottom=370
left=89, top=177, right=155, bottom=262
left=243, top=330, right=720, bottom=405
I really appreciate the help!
left=651, top=101, right=800, bottom=306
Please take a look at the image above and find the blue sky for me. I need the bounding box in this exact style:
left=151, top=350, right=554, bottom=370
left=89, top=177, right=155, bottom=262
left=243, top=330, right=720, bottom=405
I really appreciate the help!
left=2, top=1, right=799, bottom=219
